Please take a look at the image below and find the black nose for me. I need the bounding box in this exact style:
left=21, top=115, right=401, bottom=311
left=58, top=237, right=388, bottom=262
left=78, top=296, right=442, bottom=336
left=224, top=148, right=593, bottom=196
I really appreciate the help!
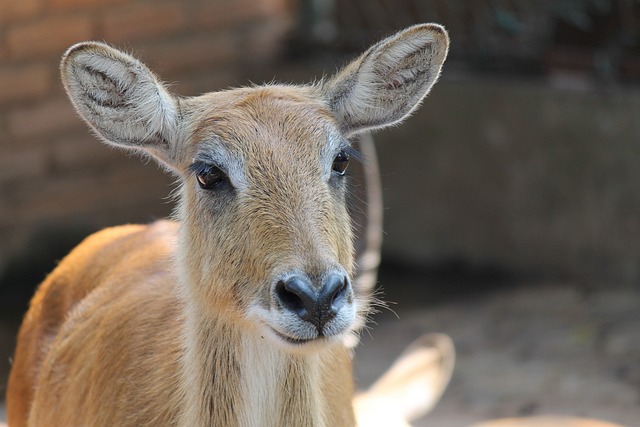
left=275, top=273, right=350, bottom=331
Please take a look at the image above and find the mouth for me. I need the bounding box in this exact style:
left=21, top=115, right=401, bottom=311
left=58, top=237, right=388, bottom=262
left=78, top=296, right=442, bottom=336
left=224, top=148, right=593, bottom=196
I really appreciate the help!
left=270, top=327, right=319, bottom=346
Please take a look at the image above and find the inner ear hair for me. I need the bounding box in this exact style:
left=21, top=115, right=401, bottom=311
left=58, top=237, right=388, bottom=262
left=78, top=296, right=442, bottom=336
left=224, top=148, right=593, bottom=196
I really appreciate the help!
left=323, top=24, right=449, bottom=135
left=61, top=42, right=179, bottom=160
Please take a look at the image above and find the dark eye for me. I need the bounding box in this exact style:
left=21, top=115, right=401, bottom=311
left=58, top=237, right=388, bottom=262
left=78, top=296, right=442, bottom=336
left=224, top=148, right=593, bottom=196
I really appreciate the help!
left=196, top=164, right=228, bottom=190
left=332, top=150, right=350, bottom=176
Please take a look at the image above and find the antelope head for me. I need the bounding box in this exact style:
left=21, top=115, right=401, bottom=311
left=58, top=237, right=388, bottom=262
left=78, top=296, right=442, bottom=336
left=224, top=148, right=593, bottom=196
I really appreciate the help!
left=60, top=24, right=449, bottom=353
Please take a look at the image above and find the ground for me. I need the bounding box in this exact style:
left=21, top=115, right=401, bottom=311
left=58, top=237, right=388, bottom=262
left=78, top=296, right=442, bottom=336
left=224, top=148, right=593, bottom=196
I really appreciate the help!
left=1, top=277, right=639, bottom=426
left=354, top=275, right=640, bottom=427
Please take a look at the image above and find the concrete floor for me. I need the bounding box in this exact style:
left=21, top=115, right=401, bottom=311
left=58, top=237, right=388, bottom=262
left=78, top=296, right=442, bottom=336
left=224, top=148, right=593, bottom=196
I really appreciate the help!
left=354, top=282, right=640, bottom=427
left=1, top=281, right=638, bottom=426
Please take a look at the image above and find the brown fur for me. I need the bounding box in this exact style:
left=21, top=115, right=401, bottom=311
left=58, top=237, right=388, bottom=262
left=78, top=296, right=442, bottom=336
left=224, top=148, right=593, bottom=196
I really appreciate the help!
left=5, top=23, right=624, bottom=427
left=7, top=24, right=449, bottom=426
left=9, top=223, right=181, bottom=425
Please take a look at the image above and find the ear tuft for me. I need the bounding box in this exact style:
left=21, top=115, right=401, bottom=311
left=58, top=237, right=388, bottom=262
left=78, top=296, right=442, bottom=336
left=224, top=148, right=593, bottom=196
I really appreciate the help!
left=61, top=42, right=178, bottom=160
left=323, top=24, right=449, bottom=135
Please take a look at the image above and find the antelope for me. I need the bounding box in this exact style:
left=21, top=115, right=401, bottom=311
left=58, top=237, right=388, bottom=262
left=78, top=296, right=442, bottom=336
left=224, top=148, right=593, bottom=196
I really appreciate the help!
left=7, top=24, right=450, bottom=427
left=3, top=22, right=628, bottom=427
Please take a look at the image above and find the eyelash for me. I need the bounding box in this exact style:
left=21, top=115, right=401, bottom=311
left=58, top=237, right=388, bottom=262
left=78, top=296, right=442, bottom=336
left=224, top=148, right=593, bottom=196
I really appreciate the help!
left=341, top=146, right=363, bottom=163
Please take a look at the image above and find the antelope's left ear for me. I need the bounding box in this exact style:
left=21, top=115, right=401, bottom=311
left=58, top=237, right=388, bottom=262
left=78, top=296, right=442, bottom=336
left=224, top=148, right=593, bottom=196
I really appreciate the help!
left=322, top=24, right=449, bottom=136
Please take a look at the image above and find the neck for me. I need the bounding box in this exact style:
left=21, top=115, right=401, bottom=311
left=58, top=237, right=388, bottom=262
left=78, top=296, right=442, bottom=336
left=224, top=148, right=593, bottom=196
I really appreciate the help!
left=177, top=301, right=354, bottom=427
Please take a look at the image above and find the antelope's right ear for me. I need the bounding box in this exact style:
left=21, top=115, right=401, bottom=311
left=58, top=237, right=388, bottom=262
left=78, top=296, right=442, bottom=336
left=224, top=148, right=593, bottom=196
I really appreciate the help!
left=61, top=42, right=179, bottom=166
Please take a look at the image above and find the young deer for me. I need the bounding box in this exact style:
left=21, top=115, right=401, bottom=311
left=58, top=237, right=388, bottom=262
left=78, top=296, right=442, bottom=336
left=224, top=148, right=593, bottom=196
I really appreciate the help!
left=7, top=25, right=450, bottom=426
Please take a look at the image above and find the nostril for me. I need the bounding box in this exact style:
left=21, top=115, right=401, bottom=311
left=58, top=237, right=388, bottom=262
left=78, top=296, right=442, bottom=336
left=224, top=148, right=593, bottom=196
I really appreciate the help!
left=275, top=277, right=316, bottom=321
left=275, top=280, right=304, bottom=316
left=331, top=278, right=348, bottom=307
left=320, top=274, right=350, bottom=316
left=274, top=273, right=351, bottom=332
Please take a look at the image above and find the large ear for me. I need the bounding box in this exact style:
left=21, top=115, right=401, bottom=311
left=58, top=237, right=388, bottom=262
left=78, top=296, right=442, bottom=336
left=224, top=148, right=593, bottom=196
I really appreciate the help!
left=322, top=24, right=449, bottom=136
left=61, top=42, right=179, bottom=166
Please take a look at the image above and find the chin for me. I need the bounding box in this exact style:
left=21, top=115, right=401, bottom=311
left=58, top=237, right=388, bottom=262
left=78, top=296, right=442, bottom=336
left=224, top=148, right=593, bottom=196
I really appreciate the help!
left=247, top=305, right=357, bottom=354
left=264, top=325, right=346, bottom=354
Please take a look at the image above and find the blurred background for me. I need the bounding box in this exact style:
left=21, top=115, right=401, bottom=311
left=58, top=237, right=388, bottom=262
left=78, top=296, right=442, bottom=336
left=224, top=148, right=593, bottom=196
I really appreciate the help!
left=1, top=0, right=639, bottom=425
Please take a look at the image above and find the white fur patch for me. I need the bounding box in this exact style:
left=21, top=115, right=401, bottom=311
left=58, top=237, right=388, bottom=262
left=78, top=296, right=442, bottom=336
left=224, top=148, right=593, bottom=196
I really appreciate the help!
left=237, top=334, right=286, bottom=426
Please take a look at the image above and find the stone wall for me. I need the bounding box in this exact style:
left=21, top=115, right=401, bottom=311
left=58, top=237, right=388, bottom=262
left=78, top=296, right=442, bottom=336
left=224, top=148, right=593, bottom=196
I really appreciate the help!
left=376, top=79, right=640, bottom=285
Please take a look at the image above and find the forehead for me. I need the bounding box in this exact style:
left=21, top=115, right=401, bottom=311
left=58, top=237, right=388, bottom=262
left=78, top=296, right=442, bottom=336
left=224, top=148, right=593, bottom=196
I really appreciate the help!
left=188, top=85, right=343, bottom=157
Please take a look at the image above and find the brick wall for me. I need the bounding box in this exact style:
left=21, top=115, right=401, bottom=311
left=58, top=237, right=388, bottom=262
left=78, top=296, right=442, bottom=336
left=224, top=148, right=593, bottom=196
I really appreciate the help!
left=0, top=0, right=295, bottom=285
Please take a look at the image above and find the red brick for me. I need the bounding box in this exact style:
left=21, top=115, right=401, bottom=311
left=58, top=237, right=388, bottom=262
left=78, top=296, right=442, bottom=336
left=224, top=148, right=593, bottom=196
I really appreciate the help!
left=143, top=33, right=237, bottom=77
left=6, top=163, right=171, bottom=226
left=193, top=0, right=270, bottom=30
left=171, top=69, right=240, bottom=97
left=240, top=19, right=291, bottom=64
left=7, top=14, right=94, bottom=60
left=260, top=0, right=294, bottom=16
left=0, top=64, right=52, bottom=104
left=48, top=0, right=128, bottom=11
left=50, top=134, right=122, bottom=172
left=101, top=2, right=187, bottom=43
left=0, top=114, right=7, bottom=140
left=0, top=42, right=7, bottom=61
left=0, top=0, right=41, bottom=24
left=0, top=143, right=48, bottom=182
left=8, top=97, right=81, bottom=139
